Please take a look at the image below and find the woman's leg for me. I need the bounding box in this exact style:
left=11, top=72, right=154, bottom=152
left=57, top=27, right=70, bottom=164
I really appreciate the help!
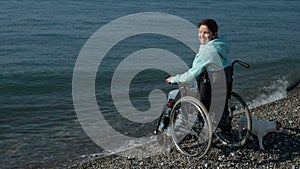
left=158, top=89, right=180, bottom=132
left=168, top=89, right=180, bottom=101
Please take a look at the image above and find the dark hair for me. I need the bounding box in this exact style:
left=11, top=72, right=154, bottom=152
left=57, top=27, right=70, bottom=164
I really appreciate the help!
left=198, top=19, right=218, bottom=35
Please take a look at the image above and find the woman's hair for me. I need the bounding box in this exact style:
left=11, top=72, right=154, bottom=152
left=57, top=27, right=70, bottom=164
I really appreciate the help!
left=198, top=19, right=218, bottom=35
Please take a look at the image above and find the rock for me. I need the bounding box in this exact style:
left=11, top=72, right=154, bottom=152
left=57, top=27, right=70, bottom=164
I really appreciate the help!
left=69, top=85, right=300, bottom=169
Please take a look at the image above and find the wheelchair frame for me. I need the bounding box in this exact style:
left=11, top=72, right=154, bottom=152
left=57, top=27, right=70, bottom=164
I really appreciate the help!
left=155, top=60, right=252, bottom=157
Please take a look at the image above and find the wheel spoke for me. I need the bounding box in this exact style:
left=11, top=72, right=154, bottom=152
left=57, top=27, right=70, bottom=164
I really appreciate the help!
left=214, top=92, right=251, bottom=147
left=170, top=96, right=212, bottom=157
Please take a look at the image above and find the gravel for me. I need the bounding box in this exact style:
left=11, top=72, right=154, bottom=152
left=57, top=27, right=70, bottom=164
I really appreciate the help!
left=69, top=85, right=300, bottom=169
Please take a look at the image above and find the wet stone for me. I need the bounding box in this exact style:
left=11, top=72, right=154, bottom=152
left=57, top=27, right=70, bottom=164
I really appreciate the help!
left=69, top=85, right=300, bottom=169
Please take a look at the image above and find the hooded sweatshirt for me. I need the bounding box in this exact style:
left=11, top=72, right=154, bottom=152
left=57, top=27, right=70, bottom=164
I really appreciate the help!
left=170, top=36, right=231, bottom=91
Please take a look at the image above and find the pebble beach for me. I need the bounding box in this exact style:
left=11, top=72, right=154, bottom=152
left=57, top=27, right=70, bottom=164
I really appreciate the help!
left=70, top=84, right=300, bottom=169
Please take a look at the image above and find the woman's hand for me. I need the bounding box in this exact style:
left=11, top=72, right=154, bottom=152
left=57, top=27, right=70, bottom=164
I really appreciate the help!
left=166, top=76, right=173, bottom=84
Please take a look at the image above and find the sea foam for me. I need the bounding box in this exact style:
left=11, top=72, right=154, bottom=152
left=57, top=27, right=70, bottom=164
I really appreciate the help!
left=248, top=78, right=289, bottom=109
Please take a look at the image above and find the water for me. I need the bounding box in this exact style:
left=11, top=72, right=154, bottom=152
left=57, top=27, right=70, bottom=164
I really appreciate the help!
left=1, top=0, right=299, bottom=168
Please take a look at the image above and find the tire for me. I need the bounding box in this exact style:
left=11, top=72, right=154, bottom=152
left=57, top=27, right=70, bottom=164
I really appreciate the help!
left=214, top=91, right=252, bottom=147
left=170, top=96, right=213, bottom=157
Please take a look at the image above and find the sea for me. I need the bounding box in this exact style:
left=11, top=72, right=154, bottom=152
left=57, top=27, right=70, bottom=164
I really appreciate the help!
left=1, top=0, right=299, bottom=168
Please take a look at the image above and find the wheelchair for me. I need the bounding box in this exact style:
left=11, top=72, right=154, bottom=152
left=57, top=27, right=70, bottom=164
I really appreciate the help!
left=154, top=60, right=252, bottom=157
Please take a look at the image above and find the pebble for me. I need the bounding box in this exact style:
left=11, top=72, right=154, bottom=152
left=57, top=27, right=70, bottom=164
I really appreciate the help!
left=69, top=85, right=300, bottom=169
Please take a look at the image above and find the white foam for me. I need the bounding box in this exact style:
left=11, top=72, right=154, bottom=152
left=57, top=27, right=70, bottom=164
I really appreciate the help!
left=247, top=78, right=288, bottom=109
left=107, top=135, right=158, bottom=154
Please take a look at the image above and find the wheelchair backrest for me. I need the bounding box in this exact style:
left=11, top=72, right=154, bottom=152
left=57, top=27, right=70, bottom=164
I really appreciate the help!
left=197, top=66, right=233, bottom=107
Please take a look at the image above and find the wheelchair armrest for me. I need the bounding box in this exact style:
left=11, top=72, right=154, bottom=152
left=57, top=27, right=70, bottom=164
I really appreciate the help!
left=205, top=63, right=223, bottom=71
left=177, top=82, right=193, bottom=88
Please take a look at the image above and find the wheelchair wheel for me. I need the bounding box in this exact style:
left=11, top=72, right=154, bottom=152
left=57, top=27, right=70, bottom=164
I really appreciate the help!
left=170, top=96, right=213, bottom=157
left=214, top=91, right=252, bottom=147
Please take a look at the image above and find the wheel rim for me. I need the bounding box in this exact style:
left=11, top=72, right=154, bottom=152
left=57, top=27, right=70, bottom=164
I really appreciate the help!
left=170, top=96, right=213, bottom=157
left=214, top=92, right=251, bottom=147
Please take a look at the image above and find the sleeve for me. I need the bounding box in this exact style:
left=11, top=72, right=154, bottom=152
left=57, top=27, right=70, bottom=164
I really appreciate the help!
left=170, top=45, right=220, bottom=85
left=170, top=55, right=205, bottom=84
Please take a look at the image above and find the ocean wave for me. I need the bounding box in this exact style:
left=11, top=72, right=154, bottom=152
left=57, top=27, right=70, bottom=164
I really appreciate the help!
left=247, top=78, right=289, bottom=109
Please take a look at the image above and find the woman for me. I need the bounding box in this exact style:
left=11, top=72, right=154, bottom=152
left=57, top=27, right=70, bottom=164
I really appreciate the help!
left=158, top=19, right=231, bottom=135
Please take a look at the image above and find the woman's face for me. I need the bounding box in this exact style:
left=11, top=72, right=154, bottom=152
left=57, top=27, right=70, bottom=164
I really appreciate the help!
left=198, top=25, right=217, bottom=45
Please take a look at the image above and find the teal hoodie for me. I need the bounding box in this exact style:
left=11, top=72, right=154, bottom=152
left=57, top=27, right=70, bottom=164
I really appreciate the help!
left=170, top=37, right=231, bottom=91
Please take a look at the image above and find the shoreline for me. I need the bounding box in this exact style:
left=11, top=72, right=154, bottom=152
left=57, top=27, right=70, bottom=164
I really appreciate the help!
left=287, top=80, right=300, bottom=94
left=70, top=84, right=300, bottom=169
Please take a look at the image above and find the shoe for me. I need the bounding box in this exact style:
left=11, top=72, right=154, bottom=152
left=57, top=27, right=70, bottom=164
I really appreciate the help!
left=164, top=126, right=171, bottom=137
left=157, top=120, right=164, bottom=133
